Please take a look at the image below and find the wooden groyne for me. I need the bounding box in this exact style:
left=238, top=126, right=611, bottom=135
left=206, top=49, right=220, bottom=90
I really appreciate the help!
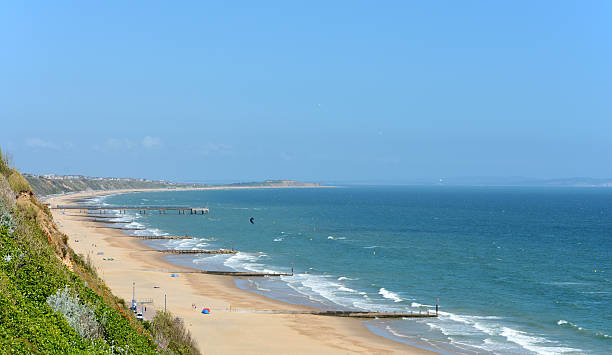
left=158, top=249, right=237, bottom=255
left=176, top=270, right=292, bottom=277
left=94, top=220, right=134, bottom=224
left=309, top=310, right=437, bottom=318
left=228, top=309, right=437, bottom=318
left=91, top=226, right=146, bottom=231
left=132, top=235, right=194, bottom=240
left=54, top=205, right=209, bottom=215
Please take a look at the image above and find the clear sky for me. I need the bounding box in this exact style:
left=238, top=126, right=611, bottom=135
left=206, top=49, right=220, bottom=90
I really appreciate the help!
left=1, top=1, right=610, bottom=183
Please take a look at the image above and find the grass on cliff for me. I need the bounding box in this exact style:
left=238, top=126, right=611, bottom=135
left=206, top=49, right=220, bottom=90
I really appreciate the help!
left=0, top=147, right=11, bottom=177
left=0, top=179, right=156, bottom=353
left=0, top=148, right=199, bottom=354
left=8, top=171, right=32, bottom=194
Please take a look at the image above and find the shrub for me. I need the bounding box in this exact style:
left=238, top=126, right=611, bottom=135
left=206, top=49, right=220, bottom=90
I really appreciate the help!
left=46, top=286, right=102, bottom=340
left=19, top=201, right=38, bottom=221
left=0, top=202, right=15, bottom=234
left=85, top=253, right=98, bottom=277
left=143, top=320, right=152, bottom=332
left=151, top=311, right=200, bottom=354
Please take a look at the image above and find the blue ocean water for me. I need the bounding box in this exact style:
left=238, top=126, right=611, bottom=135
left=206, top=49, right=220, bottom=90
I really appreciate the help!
left=97, top=186, right=611, bottom=354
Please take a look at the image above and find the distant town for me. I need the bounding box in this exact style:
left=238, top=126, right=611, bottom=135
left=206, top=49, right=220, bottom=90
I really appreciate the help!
left=23, top=173, right=177, bottom=184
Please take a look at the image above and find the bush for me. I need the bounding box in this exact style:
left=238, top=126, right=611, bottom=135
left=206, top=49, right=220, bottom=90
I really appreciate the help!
left=0, top=202, right=15, bottom=234
left=46, top=286, right=102, bottom=340
left=152, top=311, right=200, bottom=354
left=19, top=201, right=38, bottom=221
left=8, top=171, right=32, bottom=194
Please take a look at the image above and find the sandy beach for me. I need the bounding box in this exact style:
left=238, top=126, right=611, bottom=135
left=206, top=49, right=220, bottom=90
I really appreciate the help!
left=48, top=188, right=433, bottom=354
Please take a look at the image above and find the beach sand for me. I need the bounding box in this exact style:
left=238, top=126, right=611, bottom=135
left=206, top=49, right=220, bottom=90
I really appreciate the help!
left=48, top=189, right=433, bottom=354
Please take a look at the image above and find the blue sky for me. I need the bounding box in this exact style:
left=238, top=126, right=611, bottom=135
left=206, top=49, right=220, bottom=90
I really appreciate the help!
left=1, top=1, right=610, bottom=183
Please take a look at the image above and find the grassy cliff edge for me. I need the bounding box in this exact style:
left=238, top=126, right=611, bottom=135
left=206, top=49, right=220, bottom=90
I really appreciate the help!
left=0, top=149, right=198, bottom=354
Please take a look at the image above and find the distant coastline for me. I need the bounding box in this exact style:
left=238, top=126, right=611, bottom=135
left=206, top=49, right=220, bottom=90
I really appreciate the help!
left=27, top=173, right=612, bottom=198
left=24, top=173, right=326, bottom=197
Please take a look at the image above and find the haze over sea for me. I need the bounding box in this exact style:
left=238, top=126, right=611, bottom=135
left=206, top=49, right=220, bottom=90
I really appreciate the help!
left=98, top=186, right=611, bottom=354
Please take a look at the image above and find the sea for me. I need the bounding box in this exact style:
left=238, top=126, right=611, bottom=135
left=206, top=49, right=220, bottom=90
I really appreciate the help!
left=90, top=186, right=611, bottom=354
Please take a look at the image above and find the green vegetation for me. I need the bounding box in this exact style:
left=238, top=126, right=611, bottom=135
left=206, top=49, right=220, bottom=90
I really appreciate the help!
left=24, top=175, right=201, bottom=197
left=0, top=148, right=198, bottom=354
left=0, top=191, right=155, bottom=353
left=0, top=147, right=10, bottom=176
left=8, top=171, right=32, bottom=194
left=25, top=174, right=321, bottom=197
left=46, top=286, right=103, bottom=340
left=151, top=311, right=199, bottom=354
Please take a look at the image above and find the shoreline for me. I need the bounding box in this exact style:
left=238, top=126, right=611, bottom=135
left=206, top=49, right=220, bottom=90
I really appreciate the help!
left=49, top=188, right=435, bottom=354
left=41, top=184, right=338, bottom=201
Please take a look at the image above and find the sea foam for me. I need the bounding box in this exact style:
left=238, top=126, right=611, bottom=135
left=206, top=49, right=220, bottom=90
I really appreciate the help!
left=379, top=288, right=402, bottom=302
left=500, top=327, right=580, bottom=355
